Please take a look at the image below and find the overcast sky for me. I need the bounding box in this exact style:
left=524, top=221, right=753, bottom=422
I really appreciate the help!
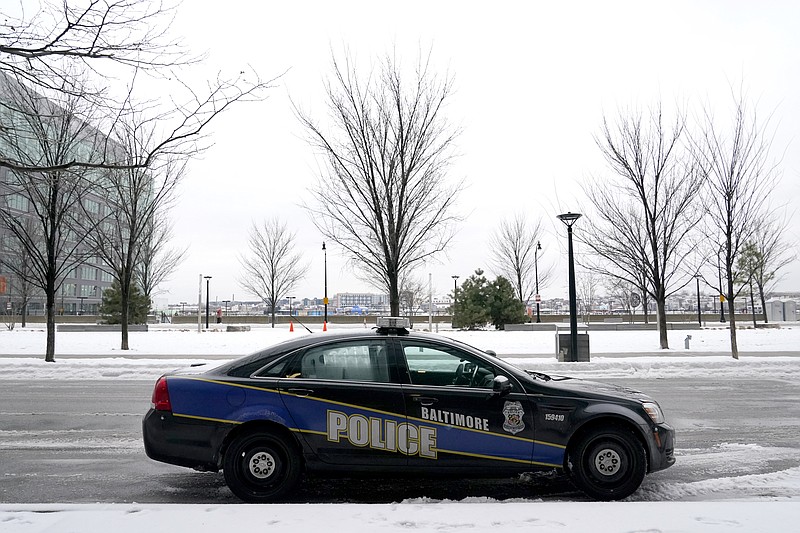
left=150, top=0, right=800, bottom=306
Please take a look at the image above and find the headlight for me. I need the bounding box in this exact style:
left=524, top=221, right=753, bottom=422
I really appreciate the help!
left=642, top=401, right=665, bottom=424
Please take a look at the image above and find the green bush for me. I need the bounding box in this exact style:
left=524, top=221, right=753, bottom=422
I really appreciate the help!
left=99, top=280, right=151, bottom=324
left=453, top=269, right=526, bottom=330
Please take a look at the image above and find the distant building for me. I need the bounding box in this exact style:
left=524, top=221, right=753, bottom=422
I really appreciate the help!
left=0, top=78, right=116, bottom=316
left=333, top=293, right=388, bottom=313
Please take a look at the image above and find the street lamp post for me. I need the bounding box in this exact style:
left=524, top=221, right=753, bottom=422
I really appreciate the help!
left=77, top=296, right=86, bottom=316
left=322, top=242, right=328, bottom=326
left=534, top=241, right=542, bottom=323
left=287, top=296, right=295, bottom=317
left=451, top=275, right=459, bottom=327
left=557, top=212, right=582, bottom=362
left=204, top=276, right=212, bottom=329
left=695, top=274, right=702, bottom=326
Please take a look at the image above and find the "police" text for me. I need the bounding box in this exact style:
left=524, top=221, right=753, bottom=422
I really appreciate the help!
left=327, top=410, right=438, bottom=459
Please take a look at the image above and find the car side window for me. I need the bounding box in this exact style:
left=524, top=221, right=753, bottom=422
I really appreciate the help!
left=273, top=340, right=392, bottom=383
left=400, top=341, right=496, bottom=389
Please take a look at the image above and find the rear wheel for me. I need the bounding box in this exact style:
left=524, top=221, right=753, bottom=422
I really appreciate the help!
left=223, top=431, right=301, bottom=503
left=568, top=426, right=646, bottom=501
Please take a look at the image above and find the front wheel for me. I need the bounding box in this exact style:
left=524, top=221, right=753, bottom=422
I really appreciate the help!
left=568, top=426, right=647, bottom=501
left=223, top=431, right=301, bottom=503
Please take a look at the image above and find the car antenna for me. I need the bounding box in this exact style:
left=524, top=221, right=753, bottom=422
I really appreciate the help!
left=291, top=315, right=314, bottom=333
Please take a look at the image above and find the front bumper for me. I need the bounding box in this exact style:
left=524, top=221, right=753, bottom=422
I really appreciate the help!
left=649, top=422, right=675, bottom=473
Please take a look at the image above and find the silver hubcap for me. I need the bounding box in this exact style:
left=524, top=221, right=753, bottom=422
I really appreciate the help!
left=248, top=451, right=276, bottom=479
left=594, top=448, right=621, bottom=476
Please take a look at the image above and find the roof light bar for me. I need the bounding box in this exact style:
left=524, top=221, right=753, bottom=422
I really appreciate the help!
left=376, top=317, right=410, bottom=329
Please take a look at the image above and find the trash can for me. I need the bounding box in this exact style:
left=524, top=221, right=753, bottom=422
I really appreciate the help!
left=556, top=331, right=590, bottom=362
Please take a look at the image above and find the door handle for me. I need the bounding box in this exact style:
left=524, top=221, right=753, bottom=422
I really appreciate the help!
left=412, top=396, right=438, bottom=406
left=287, top=388, right=313, bottom=397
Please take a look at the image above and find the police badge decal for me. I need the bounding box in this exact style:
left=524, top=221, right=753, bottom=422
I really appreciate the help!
left=502, top=401, right=525, bottom=435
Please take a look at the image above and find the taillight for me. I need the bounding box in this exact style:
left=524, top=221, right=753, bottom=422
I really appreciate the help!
left=152, top=376, right=172, bottom=411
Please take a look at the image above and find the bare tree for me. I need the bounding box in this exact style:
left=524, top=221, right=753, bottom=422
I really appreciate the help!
left=0, top=76, right=102, bottom=361
left=1, top=1, right=190, bottom=99
left=1, top=0, right=275, bottom=174
left=577, top=269, right=600, bottom=324
left=605, top=277, right=640, bottom=322
left=136, top=214, right=187, bottom=303
left=694, top=93, right=779, bottom=359
left=238, top=219, right=308, bottom=328
left=734, top=242, right=761, bottom=328
left=88, top=113, right=187, bottom=350
left=749, top=211, right=796, bottom=322
left=581, top=102, right=704, bottom=348
left=489, top=214, right=552, bottom=308
left=399, top=273, right=427, bottom=321
left=298, top=48, right=462, bottom=315
left=0, top=217, right=41, bottom=327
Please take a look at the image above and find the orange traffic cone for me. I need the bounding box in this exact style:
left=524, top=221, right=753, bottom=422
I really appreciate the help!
left=289, top=321, right=294, bottom=332
left=323, top=321, right=327, bottom=332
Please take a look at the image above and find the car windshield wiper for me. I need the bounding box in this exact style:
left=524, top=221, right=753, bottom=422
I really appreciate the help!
left=526, top=370, right=552, bottom=381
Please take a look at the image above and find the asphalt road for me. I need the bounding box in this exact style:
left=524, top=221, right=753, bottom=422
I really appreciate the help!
left=1, top=376, right=798, bottom=503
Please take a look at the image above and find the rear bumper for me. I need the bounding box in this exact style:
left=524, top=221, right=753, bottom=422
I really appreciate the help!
left=142, top=409, right=226, bottom=471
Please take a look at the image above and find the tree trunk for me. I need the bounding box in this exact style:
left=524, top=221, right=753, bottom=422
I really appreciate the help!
left=727, top=279, right=739, bottom=360
left=389, top=275, right=400, bottom=316
left=656, top=298, right=669, bottom=349
left=749, top=282, right=757, bottom=328
left=758, top=283, right=768, bottom=324
left=120, top=293, right=130, bottom=350
left=45, top=289, right=56, bottom=362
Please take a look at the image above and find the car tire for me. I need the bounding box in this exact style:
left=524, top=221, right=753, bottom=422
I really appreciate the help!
left=568, top=426, right=646, bottom=501
left=223, top=431, right=301, bottom=503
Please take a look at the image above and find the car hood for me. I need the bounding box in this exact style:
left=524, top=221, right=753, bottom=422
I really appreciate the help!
left=537, top=375, right=654, bottom=403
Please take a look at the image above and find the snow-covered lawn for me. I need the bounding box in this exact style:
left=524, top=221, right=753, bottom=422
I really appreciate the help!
left=1, top=324, right=799, bottom=532
left=2, top=321, right=799, bottom=357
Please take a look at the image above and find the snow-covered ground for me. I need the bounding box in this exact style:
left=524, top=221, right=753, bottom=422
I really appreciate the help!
left=3, top=321, right=799, bottom=357
left=1, top=323, right=799, bottom=532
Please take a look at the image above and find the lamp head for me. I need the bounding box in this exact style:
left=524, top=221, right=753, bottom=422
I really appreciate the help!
left=557, top=212, right=582, bottom=227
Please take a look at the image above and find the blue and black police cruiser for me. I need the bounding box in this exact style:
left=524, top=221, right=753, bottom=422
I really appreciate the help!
left=143, top=317, right=674, bottom=502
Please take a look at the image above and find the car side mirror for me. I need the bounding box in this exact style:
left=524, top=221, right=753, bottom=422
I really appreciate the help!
left=491, top=375, right=512, bottom=397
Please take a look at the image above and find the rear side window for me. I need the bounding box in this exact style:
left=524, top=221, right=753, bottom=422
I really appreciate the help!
left=259, top=340, right=393, bottom=383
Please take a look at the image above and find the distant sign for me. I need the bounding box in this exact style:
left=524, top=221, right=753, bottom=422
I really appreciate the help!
left=535, top=294, right=541, bottom=303
left=630, top=293, right=641, bottom=308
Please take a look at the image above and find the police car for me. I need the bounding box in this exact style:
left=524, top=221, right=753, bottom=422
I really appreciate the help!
left=143, top=317, right=674, bottom=502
